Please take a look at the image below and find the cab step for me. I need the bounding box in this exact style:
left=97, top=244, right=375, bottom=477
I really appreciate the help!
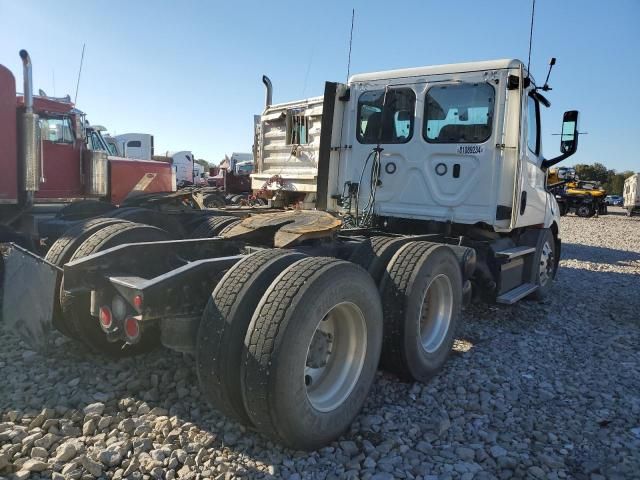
left=496, top=283, right=538, bottom=304
left=494, top=246, right=536, bottom=259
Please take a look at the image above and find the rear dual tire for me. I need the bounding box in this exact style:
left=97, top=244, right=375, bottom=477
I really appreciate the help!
left=241, top=257, right=383, bottom=450
left=189, top=216, right=241, bottom=239
left=349, top=235, right=415, bottom=284
left=45, top=218, right=130, bottom=339
left=196, top=248, right=306, bottom=425
left=60, top=223, right=171, bottom=356
left=106, top=207, right=185, bottom=238
left=379, top=242, right=463, bottom=383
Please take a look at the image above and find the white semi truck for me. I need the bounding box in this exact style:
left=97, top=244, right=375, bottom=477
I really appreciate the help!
left=4, top=57, right=579, bottom=450
left=114, top=133, right=154, bottom=160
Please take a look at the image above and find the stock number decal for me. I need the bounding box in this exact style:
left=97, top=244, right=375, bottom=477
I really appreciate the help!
left=457, top=145, right=483, bottom=155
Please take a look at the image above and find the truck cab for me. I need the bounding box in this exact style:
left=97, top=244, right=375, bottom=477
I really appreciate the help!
left=327, top=60, right=576, bottom=234
left=253, top=59, right=578, bottom=302
left=25, top=95, right=84, bottom=200
left=254, top=59, right=578, bottom=237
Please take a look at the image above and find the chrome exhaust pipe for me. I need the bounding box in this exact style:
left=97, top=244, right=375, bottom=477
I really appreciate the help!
left=18, top=49, right=40, bottom=197
left=19, top=50, right=33, bottom=113
left=262, top=75, right=272, bottom=109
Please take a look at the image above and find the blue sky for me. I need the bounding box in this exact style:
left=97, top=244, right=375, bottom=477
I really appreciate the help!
left=1, top=0, right=638, bottom=172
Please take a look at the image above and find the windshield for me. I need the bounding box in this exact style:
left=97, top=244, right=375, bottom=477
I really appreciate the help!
left=235, top=162, right=253, bottom=175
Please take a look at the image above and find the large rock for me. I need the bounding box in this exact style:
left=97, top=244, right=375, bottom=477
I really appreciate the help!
left=55, top=442, right=77, bottom=462
left=22, top=459, right=49, bottom=472
left=81, top=455, right=103, bottom=477
left=83, top=403, right=106, bottom=416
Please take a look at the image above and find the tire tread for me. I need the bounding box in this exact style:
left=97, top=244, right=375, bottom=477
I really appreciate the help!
left=197, top=248, right=302, bottom=424
left=242, top=256, right=339, bottom=441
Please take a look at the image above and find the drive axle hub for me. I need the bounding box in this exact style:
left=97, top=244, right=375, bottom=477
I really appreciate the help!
left=306, top=325, right=333, bottom=369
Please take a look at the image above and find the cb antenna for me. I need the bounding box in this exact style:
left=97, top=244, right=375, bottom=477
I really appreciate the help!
left=74, top=43, right=86, bottom=105
left=346, top=9, right=355, bottom=82
left=526, top=0, right=536, bottom=76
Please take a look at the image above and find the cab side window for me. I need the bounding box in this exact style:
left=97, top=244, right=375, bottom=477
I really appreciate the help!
left=89, top=131, right=106, bottom=151
left=527, top=95, right=540, bottom=155
left=40, top=117, right=74, bottom=143
left=357, top=88, right=415, bottom=144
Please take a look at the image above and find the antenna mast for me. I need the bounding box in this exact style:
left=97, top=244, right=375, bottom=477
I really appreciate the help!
left=74, top=43, right=86, bottom=105
left=346, top=9, right=355, bottom=82
left=526, top=0, right=536, bottom=76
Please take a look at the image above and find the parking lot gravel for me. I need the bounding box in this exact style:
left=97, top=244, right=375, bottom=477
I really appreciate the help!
left=1, top=208, right=639, bottom=480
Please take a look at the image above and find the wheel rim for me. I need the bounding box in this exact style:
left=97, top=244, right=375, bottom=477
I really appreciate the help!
left=538, top=241, right=554, bottom=286
left=419, top=274, right=453, bottom=354
left=305, top=302, right=367, bottom=412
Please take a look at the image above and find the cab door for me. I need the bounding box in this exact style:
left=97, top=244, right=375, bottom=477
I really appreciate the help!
left=35, top=115, right=83, bottom=199
left=512, top=93, right=548, bottom=227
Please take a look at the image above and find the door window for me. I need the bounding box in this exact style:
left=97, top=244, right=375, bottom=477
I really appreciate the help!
left=423, top=83, right=494, bottom=143
left=106, top=142, right=118, bottom=155
left=357, top=88, right=415, bottom=144
left=527, top=95, right=540, bottom=154
left=40, top=117, right=74, bottom=143
left=88, top=131, right=107, bottom=152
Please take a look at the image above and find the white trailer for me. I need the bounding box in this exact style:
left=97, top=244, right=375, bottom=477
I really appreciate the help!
left=623, top=173, right=640, bottom=216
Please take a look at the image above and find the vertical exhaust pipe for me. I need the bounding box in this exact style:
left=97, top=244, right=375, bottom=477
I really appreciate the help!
left=262, top=75, right=272, bottom=109
left=19, top=50, right=33, bottom=113
left=18, top=49, right=40, bottom=203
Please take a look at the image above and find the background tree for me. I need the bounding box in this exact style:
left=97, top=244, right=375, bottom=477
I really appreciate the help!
left=574, top=163, right=609, bottom=183
left=195, top=159, right=209, bottom=169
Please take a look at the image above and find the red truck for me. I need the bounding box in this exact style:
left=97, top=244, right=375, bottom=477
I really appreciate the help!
left=0, top=50, right=175, bottom=248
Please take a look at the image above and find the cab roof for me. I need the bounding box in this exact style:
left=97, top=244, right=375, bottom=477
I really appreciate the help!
left=17, top=94, right=77, bottom=115
left=349, top=59, right=524, bottom=84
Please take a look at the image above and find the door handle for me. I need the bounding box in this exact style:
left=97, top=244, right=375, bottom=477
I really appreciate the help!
left=520, top=191, right=527, bottom=215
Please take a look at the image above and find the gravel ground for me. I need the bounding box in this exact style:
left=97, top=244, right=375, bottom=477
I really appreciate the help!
left=1, top=208, right=639, bottom=480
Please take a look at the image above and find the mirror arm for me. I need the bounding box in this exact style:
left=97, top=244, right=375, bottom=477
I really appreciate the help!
left=541, top=150, right=575, bottom=170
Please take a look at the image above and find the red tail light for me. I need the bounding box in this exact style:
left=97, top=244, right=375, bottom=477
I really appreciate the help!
left=133, top=294, right=143, bottom=310
left=99, top=306, right=112, bottom=330
left=124, top=316, right=140, bottom=340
